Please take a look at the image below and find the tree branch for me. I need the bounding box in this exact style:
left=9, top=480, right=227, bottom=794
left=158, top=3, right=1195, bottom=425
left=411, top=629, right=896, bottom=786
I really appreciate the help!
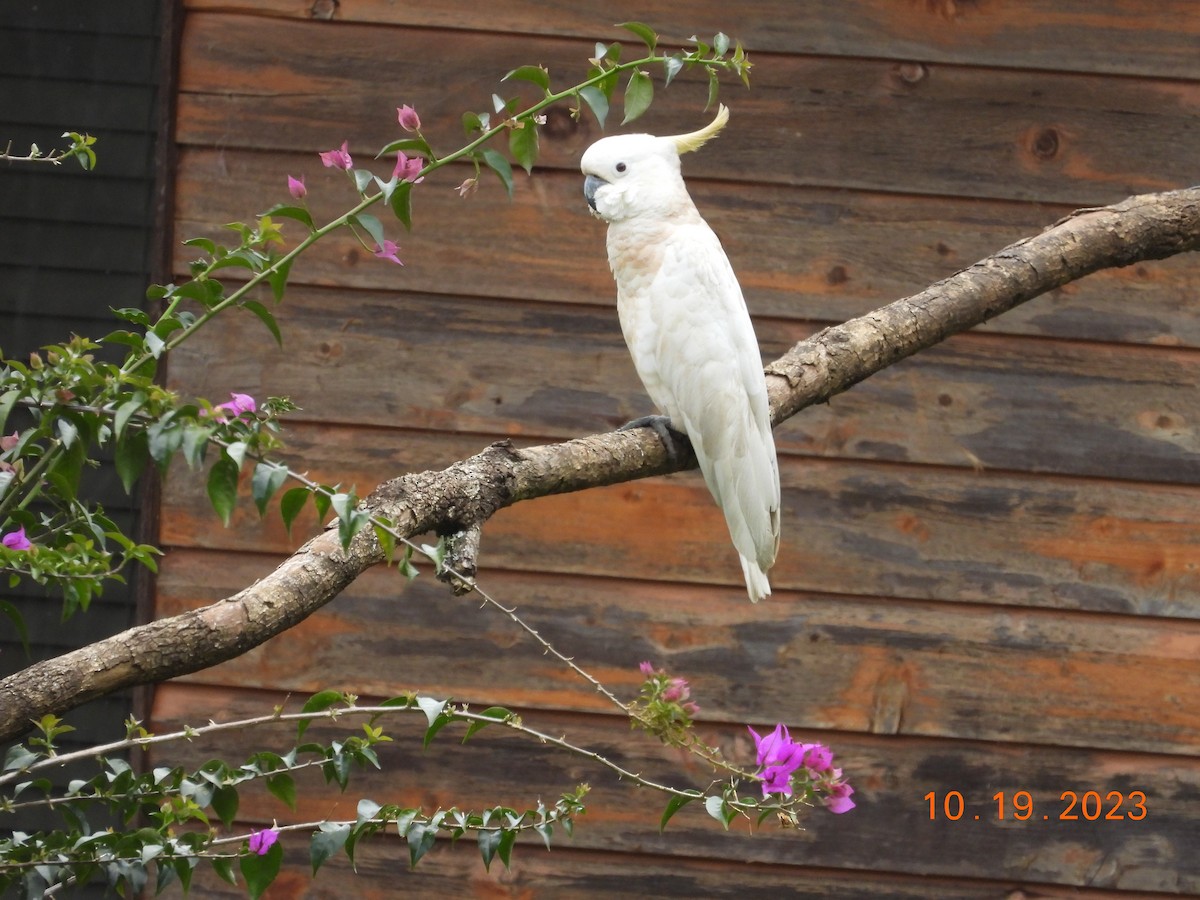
left=1, top=186, right=1196, bottom=744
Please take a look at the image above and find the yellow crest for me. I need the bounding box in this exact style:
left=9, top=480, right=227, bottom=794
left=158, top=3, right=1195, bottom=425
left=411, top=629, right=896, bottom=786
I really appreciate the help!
left=669, top=104, right=729, bottom=155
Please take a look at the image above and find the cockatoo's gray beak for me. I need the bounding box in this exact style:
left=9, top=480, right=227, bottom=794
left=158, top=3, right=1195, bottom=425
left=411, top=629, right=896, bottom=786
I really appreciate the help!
left=583, top=174, right=607, bottom=213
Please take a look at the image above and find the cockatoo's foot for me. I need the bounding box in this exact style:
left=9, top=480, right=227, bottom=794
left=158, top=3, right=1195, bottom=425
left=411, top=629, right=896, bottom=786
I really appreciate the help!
left=619, top=415, right=689, bottom=463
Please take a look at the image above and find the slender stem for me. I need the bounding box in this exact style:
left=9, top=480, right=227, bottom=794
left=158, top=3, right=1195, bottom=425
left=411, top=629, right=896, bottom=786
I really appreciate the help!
left=119, top=49, right=730, bottom=374
left=0, top=439, right=62, bottom=523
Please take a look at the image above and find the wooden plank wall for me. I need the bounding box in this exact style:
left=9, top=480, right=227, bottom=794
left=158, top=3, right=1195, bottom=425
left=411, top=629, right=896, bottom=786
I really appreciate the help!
left=156, top=2, right=1200, bottom=896
left=0, top=0, right=164, bottom=810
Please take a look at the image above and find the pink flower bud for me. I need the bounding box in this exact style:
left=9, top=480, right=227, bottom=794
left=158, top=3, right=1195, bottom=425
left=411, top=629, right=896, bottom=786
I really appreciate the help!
left=2, top=527, right=32, bottom=551
left=397, top=104, right=421, bottom=132
left=287, top=174, right=306, bottom=199
left=319, top=140, right=353, bottom=170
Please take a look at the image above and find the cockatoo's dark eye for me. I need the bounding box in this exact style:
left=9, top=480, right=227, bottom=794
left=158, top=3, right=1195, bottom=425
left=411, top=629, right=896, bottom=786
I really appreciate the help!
left=615, top=162, right=627, bottom=174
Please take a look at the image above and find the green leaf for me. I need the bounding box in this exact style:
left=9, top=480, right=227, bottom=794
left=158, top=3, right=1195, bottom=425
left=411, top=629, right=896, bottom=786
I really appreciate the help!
left=4, top=744, right=37, bottom=772
left=351, top=213, right=386, bottom=249
left=353, top=168, right=374, bottom=194
left=478, top=827, right=502, bottom=871
left=503, top=64, right=551, bottom=92
left=298, top=690, right=344, bottom=740
left=405, top=820, right=437, bottom=867
left=578, top=86, right=609, bottom=128
left=55, top=417, right=78, bottom=449
left=251, top=461, right=289, bottom=517
left=356, top=798, right=382, bottom=825
left=509, top=120, right=539, bottom=175
left=115, top=429, right=149, bottom=493
left=461, top=111, right=489, bottom=135
left=212, top=784, right=239, bottom=829
left=704, top=795, right=737, bottom=830
left=181, top=423, right=213, bottom=470
left=113, top=393, right=147, bottom=440
left=211, top=856, right=237, bottom=886
left=706, top=67, right=721, bottom=111
left=261, top=203, right=315, bottom=232
left=622, top=70, right=654, bottom=124
left=280, top=487, right=309, bottom=536
left=207, top=456, right=240, bottom=527
left=267, top=772, right=297, bottom=810
left=183, top=236, right=217, bottom=255
left=422, top=712, right=453, bottom=749
left=0, top=600, right=29, bottom=656
left=389, top=180, right=414, bottom=230
left=225, top=440, right=248, bottom=469
left=240, top=299, right=283, bottom=347
left=240, top=838, right=282, bottom=900
left=311, top=823, right=350, bottom=875
left=619, top=21, right=658, bottom=53
left=481, top=149, right=513, bottom=198
left=659, top=793, right=697, bottom=832
left=497, top=828, right=516, bottom=868
left=714, top=32, right=730, bottom=55
left=0, top=389, right=19, bottom=435
left=267, top=258, right=293, bottom=304
left=374, top=522, right=396, bottom=562
left=312, top=488, right=332, bottom=523
left=596, top=41, right=621, bottom=65
left=663, top=55, right=684, bottom=87
left=377, top=136, right=433, bottom=159
left=462, top=707, right=512, bottom=743
left=144, top=330, right=166, bottom=359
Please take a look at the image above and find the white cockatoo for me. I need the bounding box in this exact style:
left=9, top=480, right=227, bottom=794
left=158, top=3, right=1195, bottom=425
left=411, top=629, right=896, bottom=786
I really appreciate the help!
left=580, top=105, right=781, bottom=602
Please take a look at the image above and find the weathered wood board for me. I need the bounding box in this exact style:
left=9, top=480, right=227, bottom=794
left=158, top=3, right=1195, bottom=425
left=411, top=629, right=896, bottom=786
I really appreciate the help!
left=176, top=15, right=1200, bottom=206
left=183, top=0, right=1200, bottom=80
left=173, top=148, right=1200, bottom=348
left=165, top=283, right=1200, bottom=484
left=156, top=551, right=1200, bottom=754
left=156, top=423, right=1200, bottom=617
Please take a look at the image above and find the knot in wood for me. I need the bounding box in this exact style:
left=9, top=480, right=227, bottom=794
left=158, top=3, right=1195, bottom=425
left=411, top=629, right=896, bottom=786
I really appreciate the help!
left=1030, top=127, right=1060, bottom=161
left=892, top=62, right=928, bottom=86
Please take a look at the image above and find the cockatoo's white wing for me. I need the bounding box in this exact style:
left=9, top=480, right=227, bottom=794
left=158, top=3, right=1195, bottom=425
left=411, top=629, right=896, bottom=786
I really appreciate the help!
left=641, top=221, right=781, bottom=599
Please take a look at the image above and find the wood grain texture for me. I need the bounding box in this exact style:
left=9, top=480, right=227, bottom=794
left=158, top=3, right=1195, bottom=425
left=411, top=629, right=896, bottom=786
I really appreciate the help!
left=151, top=683, right=1200, bottom=893
left=181, top=0, right=1200, bottom=80
left=155, top=551, right=1200, bottom=754
left=176, top=14, right=1200, bottom=205
left=165, top=282, right=1200, bottom=483
left=175, top=844, right=1168, bottom=900
left=156, top=424, right=1200, bottom=618
left=173, top=147, right=1200, bottom=348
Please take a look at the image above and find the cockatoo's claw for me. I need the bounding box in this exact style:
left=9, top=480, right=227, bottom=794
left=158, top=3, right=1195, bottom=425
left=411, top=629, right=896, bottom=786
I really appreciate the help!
left=619, top=414, right=689, bottom=464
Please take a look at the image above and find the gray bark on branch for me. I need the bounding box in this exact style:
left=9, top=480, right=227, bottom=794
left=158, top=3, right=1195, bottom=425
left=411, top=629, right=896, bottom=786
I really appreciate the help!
left=0, top=187, right=1197, bottom=745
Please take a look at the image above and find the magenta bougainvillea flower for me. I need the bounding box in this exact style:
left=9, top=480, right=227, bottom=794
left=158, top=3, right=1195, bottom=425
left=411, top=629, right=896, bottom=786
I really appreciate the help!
left=319, top=141, right=353, bottom=170
left=217, top=392, right=257, bottom=417
left=247, top=827, right=279, bottom=856
left=392, top=151, right=424, bottom=184
left=1, top=527, right=32, bottom=551
left=373, top=240, right=404, bottom=266
left=202, top=392, right=258, bottom=422
left=397, top=104, right=421, bottom=132
left=748, top=723, right=855, bottom=811
left=824, top=780, right=856, bottom=814
left=638, top=660, right=656, bottom=676
left=287, top=174, right=307, bottom=199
